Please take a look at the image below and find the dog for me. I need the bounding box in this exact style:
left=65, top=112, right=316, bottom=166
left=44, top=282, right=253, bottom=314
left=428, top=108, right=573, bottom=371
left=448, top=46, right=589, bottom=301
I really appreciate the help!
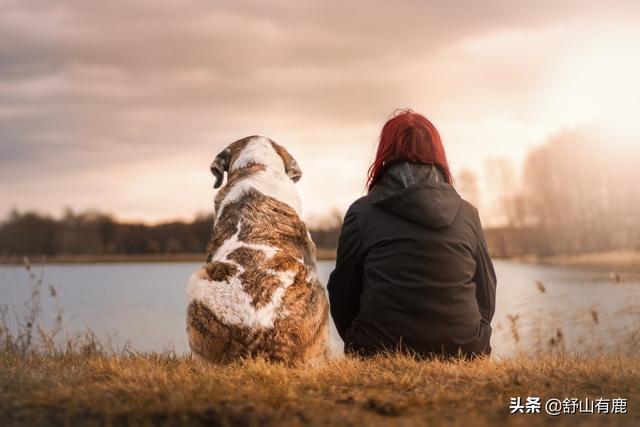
left=186, top=135, right=329, bottom=364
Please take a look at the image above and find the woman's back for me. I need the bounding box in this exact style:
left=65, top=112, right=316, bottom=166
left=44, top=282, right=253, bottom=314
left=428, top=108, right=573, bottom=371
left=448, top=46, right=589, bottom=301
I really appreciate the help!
left=328, top=162, right=495, bottom=357
left=328, top=109, right=496, bottom=358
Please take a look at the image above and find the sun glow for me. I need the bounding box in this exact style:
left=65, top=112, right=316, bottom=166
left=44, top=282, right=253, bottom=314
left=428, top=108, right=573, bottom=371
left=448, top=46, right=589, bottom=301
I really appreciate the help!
left=544, top=28, right=640, bottom=135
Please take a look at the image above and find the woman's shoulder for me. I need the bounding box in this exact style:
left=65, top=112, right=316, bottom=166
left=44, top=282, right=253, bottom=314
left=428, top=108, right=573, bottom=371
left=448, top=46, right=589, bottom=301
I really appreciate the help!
left=457, top=198, right=485, bottom=236
left=350, top=195, right=370, bottom=209
left=336, top=196, right=373, bottom=231
left=458, top=198, right=479, bottom=218
left=345, top=195, right=373, bottom=218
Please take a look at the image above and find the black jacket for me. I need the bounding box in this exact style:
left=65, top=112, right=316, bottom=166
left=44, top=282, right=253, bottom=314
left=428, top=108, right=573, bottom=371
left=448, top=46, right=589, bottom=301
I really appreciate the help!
left=327, top=162, right=496, bottom=358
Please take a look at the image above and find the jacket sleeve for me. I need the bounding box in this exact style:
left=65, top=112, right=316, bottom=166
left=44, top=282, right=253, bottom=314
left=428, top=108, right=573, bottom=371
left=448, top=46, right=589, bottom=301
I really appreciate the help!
left=327, top=205, right=364, bottom=340
left=472, top=212, right=497, bottom=323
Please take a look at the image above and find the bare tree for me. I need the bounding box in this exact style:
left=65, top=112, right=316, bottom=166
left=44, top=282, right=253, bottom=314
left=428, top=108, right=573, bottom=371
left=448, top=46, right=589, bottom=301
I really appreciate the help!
left=456, top=168, right=480, bottom=209
left=485, top=158, right=527, bottom=227
left=522, top=128, right=640, bottom=254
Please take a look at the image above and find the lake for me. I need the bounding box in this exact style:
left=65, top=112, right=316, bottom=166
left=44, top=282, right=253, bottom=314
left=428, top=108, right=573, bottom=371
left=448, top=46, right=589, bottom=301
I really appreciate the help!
left=1, top=260, right=639, bottom=356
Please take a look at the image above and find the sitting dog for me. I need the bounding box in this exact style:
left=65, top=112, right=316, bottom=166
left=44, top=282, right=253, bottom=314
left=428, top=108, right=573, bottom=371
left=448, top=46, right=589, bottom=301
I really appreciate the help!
left=186, top=135, right=329, bottom=364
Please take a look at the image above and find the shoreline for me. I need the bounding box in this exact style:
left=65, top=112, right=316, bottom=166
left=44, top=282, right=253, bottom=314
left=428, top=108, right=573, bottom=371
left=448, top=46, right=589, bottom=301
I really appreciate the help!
left=1, top=250, right=638, bottom=270
left=0, top=248, right=339, bottom=265
left=507, top=251, right=640, bottom=271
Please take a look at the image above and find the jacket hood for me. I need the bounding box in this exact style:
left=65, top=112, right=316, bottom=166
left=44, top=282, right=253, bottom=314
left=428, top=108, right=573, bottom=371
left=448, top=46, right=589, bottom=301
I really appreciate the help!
left=369, top=162, right=462, bottom=228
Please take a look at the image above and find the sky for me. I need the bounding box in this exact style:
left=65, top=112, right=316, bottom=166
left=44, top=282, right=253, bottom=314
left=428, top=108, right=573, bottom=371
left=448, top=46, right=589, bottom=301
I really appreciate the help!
left=1, top=0, right=639, bottom=225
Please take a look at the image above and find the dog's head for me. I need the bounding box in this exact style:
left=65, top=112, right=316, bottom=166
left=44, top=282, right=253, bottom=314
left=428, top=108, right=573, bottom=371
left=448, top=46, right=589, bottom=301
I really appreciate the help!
left=210, top=136, right=302, bottom=189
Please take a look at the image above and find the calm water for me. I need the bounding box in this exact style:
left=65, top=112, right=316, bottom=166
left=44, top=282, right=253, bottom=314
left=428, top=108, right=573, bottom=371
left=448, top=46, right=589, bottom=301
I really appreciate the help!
left=0, top=260, right=639, bottom=356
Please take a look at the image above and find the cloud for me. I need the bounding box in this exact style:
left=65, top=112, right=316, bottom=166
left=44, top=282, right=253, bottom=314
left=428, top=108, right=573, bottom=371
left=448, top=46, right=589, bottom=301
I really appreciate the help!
left=1, top=0, right=639, bottom=221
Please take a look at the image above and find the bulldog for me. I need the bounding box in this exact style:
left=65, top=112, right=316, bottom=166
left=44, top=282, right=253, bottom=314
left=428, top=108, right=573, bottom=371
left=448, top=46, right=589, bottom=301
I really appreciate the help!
left=186, top=135, right=329, bottom=364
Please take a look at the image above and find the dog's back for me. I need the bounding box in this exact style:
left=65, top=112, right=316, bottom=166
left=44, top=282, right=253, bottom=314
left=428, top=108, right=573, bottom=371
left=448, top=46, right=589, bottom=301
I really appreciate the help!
left=187, top=136, right=328, bottom=364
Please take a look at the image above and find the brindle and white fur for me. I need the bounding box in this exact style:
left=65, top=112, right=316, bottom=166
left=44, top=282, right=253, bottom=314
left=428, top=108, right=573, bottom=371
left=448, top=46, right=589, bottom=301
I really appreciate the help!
left=186, top=136, right=329, bottom=364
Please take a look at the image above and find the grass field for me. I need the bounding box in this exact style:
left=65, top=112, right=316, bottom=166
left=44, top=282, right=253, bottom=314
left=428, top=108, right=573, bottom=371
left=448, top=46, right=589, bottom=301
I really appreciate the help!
left=1, top=258, right=638, bottom=426
left=1, top=350, right=638, bottom=426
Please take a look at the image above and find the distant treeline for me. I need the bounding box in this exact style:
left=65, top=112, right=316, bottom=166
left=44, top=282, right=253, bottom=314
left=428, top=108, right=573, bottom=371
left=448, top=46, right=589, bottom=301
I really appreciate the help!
left=0, top=209, right=341, bottom=259
left=1, top=130, right=638, bottom=259
left=0, top=210, right=210, bottom=257
left=482, top=129, right=640, bottom=257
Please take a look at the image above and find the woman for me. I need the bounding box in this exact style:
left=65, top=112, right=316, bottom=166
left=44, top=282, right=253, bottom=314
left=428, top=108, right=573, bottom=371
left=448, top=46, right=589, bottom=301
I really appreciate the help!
left=327, top=109, right=496, bottom=358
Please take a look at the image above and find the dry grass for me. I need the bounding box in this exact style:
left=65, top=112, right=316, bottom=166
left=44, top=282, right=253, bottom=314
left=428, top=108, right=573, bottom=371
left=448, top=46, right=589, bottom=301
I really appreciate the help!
left=1, top=351, right=639, bottom=427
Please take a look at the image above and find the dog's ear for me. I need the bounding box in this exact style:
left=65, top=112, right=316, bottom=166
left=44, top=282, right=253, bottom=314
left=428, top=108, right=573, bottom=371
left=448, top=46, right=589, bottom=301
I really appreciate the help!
left=271, top=141, right=302, bottom=182
left=210, top=148, right=231, bottom=189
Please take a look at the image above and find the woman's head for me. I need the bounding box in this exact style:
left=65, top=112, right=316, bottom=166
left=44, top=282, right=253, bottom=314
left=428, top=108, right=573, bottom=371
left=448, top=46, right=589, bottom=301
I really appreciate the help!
left=366, top=109, right=452, bottom=191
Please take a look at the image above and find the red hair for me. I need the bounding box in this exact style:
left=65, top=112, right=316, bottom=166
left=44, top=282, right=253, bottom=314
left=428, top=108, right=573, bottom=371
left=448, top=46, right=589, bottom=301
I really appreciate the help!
left=366, top=109, right=452, bottom=191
